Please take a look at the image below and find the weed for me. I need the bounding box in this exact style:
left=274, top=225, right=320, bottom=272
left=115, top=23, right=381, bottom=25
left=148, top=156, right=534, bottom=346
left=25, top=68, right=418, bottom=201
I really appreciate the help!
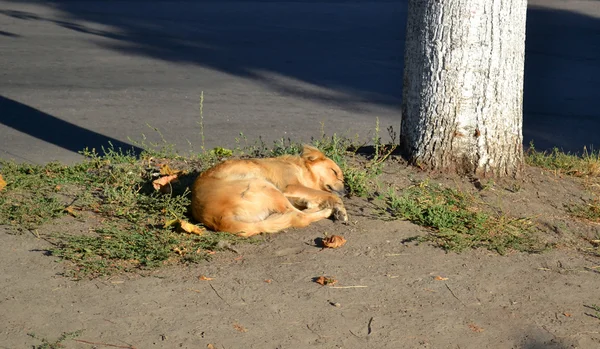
left=526, top=142, right=600, bottom=177
left=383, top=181, right=541, bottom=254
left=568, top=199, right=600, bottom=223
left=28, top=330, right=83, bottom=349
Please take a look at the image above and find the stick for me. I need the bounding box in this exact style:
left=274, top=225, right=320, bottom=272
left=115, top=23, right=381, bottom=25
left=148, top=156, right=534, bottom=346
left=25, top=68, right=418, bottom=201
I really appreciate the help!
left=445, top=283, right=466, bottom=307
left=209, top=283, right=231, bottom=306
left=74, top=339, right=136, bottom=349
left=367, top=317, right=374, bottom=335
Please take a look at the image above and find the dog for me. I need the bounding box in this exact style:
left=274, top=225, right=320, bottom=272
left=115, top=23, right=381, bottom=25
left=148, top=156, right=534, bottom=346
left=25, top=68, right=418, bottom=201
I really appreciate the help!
left=190, top=144, right=348, bottom=237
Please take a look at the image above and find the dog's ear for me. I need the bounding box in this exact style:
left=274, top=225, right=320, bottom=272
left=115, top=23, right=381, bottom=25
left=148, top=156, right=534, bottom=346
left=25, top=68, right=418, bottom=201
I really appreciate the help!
left=301, top=144, right=325, bottom=162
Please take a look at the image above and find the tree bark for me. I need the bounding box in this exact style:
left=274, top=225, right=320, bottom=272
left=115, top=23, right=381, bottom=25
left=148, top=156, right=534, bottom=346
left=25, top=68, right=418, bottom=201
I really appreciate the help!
left=401, top=0, right=527, bottom=177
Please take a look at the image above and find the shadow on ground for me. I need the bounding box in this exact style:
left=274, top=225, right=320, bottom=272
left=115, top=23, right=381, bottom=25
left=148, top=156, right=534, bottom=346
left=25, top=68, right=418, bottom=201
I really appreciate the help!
left=1, top=1, right=599, bottom=153
left=0, top=95, right=143, bottom=158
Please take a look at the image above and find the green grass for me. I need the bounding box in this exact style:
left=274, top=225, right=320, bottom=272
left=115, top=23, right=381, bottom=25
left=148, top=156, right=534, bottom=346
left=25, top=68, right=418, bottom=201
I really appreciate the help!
left=526, top=142, right=600, bottom=177
left=382, top=181, right=542, bottom=254
left=28, top=330, right=83, bottom=349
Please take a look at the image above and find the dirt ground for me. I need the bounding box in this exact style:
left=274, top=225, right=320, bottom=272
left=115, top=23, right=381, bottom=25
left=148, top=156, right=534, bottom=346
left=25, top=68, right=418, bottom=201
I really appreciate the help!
left=1, top=160, right=600, bottom=349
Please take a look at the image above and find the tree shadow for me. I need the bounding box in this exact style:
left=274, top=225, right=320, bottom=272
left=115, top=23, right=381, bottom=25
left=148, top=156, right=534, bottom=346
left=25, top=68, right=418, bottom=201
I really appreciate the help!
left=0, top=96, right=143, bottom=158
left=1, top=1, right=599, bottom=152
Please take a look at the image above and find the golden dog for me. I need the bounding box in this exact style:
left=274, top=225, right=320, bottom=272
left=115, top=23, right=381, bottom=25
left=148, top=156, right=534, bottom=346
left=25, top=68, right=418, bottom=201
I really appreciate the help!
left=191, top=145, right=347, bottom=237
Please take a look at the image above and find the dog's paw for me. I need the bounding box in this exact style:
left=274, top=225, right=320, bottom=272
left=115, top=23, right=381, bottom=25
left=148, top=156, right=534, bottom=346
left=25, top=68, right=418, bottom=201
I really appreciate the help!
left=332, top=205, right=348, bottom=223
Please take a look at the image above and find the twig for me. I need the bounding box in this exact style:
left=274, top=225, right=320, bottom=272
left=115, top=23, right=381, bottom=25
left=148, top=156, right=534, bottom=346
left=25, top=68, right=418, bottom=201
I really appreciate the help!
left=348, top=329, right=361, bottom=338
left=444, top=283, right=466, bottom=307
left=367, top=317, right=374, bottom=335
left=209, top=283, right=230, bottom=306
left=74, top=339, right=136, bottom=349
left=329, top=285, right=368, bottom=289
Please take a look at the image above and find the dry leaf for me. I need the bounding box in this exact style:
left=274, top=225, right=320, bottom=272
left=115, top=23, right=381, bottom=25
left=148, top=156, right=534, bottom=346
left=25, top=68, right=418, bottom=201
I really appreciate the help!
left=173, top=247, right=186, bottom=255
left=468, top=323, right=484, bottom=333
left=64, top=206, right=78, bottom=217
left=207, top=345, right=215, bottom=349
left=564, top=312, right=572, bottom=317
left=159, top=164, right=184, bottom=176
left=199, top=275, right=214, bottom=281
left=152, top=174, right=179, bottom=193
left=0, top=174, right=6, bottom=191
left=322, top=235, right=347, bottom=248
left=233, top=323, right=248, bottom=333
left=434, top=276, right=449, bottom=281
left=315, top=276, right=338, bottom=286
left=163, top=218, right=179, bottom=229
left=55, top=185, right=61, bottom=191
left=264, top=279, right=272, bottom=284
left=179, top=220, right=206, bottom=235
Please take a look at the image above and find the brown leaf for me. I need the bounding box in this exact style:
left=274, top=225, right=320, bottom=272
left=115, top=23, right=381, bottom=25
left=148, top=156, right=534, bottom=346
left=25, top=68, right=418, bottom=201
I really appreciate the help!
left=207, top=345, right=215, bottom=349
left=233, top=323, right=248, bottom=333
left=179, top=220, right=206, bottom=235
left=54, top=185, right=62, bottom=191
left=64, top=206, right=78, bottom=217
left=315, top=276, right=338, bottom=286
left=563, top=312, right=572, bottom=317
left=322, top=235, right=347, bottom=248
left=159, top=164, right=184, bottom=176
left=468, top=323, right=484, bottom=333
left=0, top=174, right=6, bottom=191
left=199, top=275, right=214, bottom=281
left=152, top=174, right=179, bottom=193
left=264, top=279, right=272, bottom=284
left=434, top=276, right=449, bottom=281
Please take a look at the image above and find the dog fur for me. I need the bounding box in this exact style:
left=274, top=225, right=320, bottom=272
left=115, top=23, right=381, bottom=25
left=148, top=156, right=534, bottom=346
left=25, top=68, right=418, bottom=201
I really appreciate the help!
left=190, top=145, right=347, bottom=237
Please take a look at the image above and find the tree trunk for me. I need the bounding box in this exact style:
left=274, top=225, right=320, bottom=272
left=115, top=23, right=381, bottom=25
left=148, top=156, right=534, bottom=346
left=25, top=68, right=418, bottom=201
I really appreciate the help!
left=401, top=0, right=527, bottom=177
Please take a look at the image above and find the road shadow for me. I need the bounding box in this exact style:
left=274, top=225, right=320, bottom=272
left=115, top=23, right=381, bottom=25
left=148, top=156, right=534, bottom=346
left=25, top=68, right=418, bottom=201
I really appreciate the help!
left=1, top=1, right=599, bottom=152
left=524, top=5, right=600, bottom=152
left=0, top=96, right=143, bottom=158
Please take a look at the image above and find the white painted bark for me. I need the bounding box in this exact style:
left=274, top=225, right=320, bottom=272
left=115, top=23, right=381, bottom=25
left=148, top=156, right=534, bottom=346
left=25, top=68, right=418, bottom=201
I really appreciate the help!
left=401, top=0, right=527, bottom=177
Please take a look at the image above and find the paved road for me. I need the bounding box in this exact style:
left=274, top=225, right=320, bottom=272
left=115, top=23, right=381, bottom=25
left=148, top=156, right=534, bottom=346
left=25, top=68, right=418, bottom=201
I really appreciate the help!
left=0, top=0, right=598, bottom=164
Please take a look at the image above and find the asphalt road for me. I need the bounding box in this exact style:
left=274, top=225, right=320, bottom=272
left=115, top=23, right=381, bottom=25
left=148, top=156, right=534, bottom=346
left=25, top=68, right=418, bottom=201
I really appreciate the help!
left=0, top=0, right=599, bottom=164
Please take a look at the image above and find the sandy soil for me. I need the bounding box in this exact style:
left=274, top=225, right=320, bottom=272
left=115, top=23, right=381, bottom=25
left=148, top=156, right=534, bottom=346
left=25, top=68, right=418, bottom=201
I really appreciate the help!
left=1, top=162, right=600, bottom=349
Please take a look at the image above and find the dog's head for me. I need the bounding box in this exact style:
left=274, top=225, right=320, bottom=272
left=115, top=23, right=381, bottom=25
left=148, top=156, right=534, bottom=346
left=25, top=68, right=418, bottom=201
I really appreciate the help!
left=302, top=144, right=346, bottom=197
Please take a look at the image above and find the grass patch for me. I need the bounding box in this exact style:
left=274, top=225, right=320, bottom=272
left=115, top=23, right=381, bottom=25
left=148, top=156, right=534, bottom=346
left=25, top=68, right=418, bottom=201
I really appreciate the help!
left=0, top=144, right=244, bottom=278
left=382, top=181, right=542, bottom=254
left=28, top=330, right=83, bottom=349
left=526, top=142, right=600, bottom=177
left=568, top=199, right=600, bottom=223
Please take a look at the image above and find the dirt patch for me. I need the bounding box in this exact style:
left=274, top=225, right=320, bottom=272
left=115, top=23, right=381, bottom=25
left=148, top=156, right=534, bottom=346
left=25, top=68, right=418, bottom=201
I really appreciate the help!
left=1, top=159, right=600, bottom=348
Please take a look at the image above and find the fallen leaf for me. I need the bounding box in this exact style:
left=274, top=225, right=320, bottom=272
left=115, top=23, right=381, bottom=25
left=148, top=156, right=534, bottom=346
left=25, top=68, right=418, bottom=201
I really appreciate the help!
left=163, top=218, right=179, bottom=229
left=322, top=235, right=347, bottom=248
left=159, top=164, right=185, bottom=176
left=0, top=174, right=6, bottom=191
left=434, top=276, right=449, bottom=281
left=468, top=323, right=484, bottom=333
left=207, top=345, right=215, bottom=349
left=564, top=312, right=572, bottom=317
left=233, top=323, right=248, bottom=333
left=152, top=174, right=179, bottom=193
left=173, top=247, right=186, bottom=255
left=64, top=206, right=78, bottom=217
left=54, top=185, right=61, bottom=191
left=264, top=279, right=272, bottom=284
left=315, top=276, right=338, bottom=286
left=199, top=275, right=214, bottom=281
left=179, top=220, right=206, bottom=235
